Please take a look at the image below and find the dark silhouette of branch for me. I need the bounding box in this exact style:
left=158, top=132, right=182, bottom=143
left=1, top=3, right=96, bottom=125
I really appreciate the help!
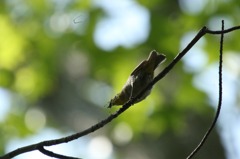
left=0, top=104, right=132, bottom=159
left=186, top=21, right=224, bottom=159
left=38, top=146, right=80, bottom=159
left=205, top=25, right=240, bottom=34
left=0, top=24, right=237, bottom=159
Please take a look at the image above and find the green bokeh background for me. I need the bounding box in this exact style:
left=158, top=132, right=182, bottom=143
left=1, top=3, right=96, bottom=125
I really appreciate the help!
left=1, top=0, right=240, bottom=158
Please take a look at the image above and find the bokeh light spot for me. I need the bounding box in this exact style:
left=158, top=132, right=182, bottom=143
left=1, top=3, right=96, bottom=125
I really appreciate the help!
left=87, top=136, right=113, bottom=159
left=25, top=108, right=46, bottom=132
left=93, top=0, right=150, bottom=50
left=112, top=122, right=133, bottom=145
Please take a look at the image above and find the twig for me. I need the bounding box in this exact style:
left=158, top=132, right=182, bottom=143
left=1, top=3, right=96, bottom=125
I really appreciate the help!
left=0, top=24, right=237, bottom=159
left=38, top=146, right=80, bottom=159
left=186, top=20, right=224, bottom=159
left=206, top=25, right=240, bottom=34
left=0, top=104, right=132, bottom=159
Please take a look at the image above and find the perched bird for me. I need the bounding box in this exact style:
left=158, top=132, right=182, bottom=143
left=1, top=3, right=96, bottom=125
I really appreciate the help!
left=108, top=50, right=166, bottom=108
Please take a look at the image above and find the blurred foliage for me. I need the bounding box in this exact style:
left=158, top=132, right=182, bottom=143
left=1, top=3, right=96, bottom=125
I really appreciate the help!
left=0, top=0, right=239, bottom=158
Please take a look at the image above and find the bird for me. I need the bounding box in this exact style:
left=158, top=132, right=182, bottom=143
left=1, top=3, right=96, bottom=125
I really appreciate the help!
left=108, top=50, right=166, bottom=108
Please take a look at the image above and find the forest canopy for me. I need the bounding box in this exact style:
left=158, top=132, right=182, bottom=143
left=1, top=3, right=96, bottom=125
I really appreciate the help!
left=0, top=0, right=240, bottom=159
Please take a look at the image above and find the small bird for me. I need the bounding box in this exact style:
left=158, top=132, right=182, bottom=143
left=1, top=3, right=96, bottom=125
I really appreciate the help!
left=108, top=50, right=166, bottom=108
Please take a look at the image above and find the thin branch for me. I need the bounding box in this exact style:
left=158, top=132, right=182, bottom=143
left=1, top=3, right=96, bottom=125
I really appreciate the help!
left=206, top=25, right=240, bottom=34
left=186, top=20, right=224, bottom=159
left=0, top=24, right=237, bottom=159
left=1, top=105, right=132, bottom=159
left=38, top=146, right=80, bottom=159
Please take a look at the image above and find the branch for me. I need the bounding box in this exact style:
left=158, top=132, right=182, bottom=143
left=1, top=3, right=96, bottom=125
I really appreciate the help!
left=186, top=21, right=224, bottom=159
left=205, top=25, right=240, bottom=34
left=38, top=146, right=80, bottom=159
left=0, top=24, right=238, bottom=159
left=0, top=104, right=132, bottom=159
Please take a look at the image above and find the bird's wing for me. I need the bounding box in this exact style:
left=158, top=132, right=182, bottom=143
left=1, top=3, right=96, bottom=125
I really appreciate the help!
left=130, top=60, right=147, bottom=76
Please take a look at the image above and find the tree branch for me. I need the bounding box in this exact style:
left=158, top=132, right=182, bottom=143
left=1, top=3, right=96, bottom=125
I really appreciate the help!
left=38, top=146, right=80, bottom=159
left=186, top=20, right=224, bottom=159
left=0, top=24, right=238, bottom=159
